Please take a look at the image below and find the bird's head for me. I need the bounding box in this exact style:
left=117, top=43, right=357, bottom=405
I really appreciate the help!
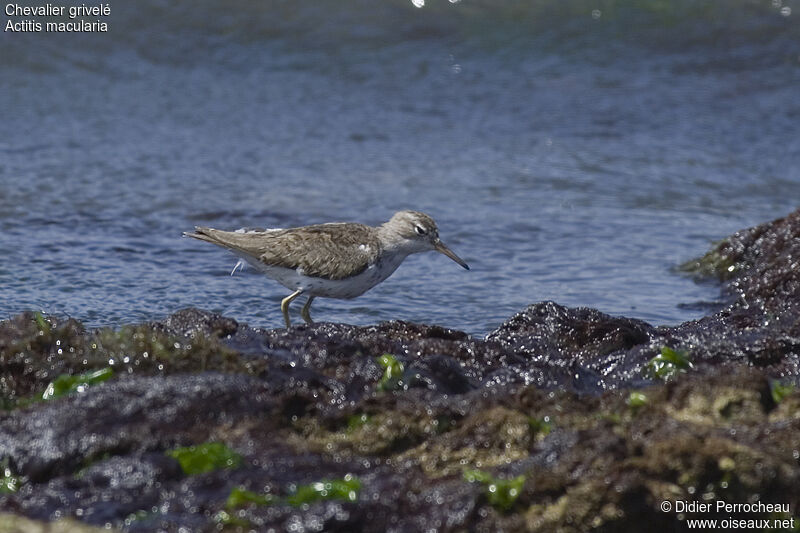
left=383, top=210, right=469, bottom=270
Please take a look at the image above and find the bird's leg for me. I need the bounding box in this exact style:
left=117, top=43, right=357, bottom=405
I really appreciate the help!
left=300, top=296, right=315, bottom=324
left=280, top=289, right=303, bottom=328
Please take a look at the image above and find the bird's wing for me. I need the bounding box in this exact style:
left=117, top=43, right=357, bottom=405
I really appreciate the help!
left=185, top=223, right=380, bottom=280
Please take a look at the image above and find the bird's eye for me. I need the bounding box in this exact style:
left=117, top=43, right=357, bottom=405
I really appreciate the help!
left=415, top=225, right=427, bottom=236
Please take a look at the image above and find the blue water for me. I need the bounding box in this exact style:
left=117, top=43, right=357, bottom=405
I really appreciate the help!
left=2, top=0, right=799, bottom=335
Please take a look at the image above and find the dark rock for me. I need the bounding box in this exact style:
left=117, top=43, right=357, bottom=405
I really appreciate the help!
left=0, top=374, right=276, bottom=482
left=154, top=307, right=239, bottom=339
left=2, top=208, right=800, bottom=531
left=404, top=354, right=479, bottom=394
left=487, top=301, right=654, bottom=358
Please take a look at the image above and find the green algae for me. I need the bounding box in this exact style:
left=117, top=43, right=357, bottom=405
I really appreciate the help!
left=464, top=469, right=525, bottom=512
left=123, top=510, right=154, bottom=528
left=347, top=413, right=371, bottom=431
left=0, top=460, right=19, bottom=494
left=286, top=474, right=361, bottom=506
left=33, top=311, right=51, bottom=334
left=598, top=412, right=622, bottom=424
left=226, top=486, right=274, bottom=509
left=527, top=416, right=552, bottom=436
left=214, top=487, right=269, bottom=529
left=213, top=510, right=251, bottom=528
left=627, top=391, right=648, bottom=409
left=42, top=367, right=114, bottom=400
left=376, top=353, right=404, bottom=391
left=678, top=240, right=741, bottom=281
left=220, top=478, right=358, bottom=515
left=166, top=442, right=242, bottom=475
left=645, top=346, right=693, bottom=381
left=770, top=380, right=795, bottom=404
left=1, top=367, right=114, bottom=410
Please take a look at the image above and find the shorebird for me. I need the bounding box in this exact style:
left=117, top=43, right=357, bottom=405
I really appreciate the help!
left=184, top=210, right=469, bottom=327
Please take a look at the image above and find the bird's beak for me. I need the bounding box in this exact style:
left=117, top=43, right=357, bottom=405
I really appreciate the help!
left=435, top=241, right=470, bottom=270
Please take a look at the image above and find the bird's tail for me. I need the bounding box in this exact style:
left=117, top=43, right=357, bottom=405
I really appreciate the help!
left=183, top=226, right=264, bottom=258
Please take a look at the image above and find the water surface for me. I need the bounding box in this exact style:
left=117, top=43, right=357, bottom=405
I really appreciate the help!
left=2, top=0, right=799, bottom=335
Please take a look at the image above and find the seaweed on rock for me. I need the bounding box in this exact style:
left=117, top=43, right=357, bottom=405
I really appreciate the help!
left=3, top=209, right=800, bottom=531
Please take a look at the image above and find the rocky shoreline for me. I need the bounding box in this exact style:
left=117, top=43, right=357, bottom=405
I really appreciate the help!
left=2, top=209, right=800, bottom=532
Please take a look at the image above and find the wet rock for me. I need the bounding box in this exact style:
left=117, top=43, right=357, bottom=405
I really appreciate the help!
left=404, top=354, right=479, bottom=394
left=487, top=301, right=654, bottom=358
left=0, top=313, right=88, bottom=401
left=486, top=302, right=655, bottom=391
left=398, top=406, right=533, bottom=478
left=154, top=307, right=239, bottom=339
left=2, top=208, right=800, bottom=531
left=0, top=374, right=276, bottom=482
left=681, top=209, right=800, bottom=307
left=10, top=454, right=177, bottom=525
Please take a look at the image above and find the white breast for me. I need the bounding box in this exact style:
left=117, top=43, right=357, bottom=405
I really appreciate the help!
left=238, top=250, right=409, bottom=299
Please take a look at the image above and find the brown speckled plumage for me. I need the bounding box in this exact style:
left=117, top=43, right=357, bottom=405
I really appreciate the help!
left=188, top=223, right=382, bottom=280
left=184, top=210, right=468, bottom=327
